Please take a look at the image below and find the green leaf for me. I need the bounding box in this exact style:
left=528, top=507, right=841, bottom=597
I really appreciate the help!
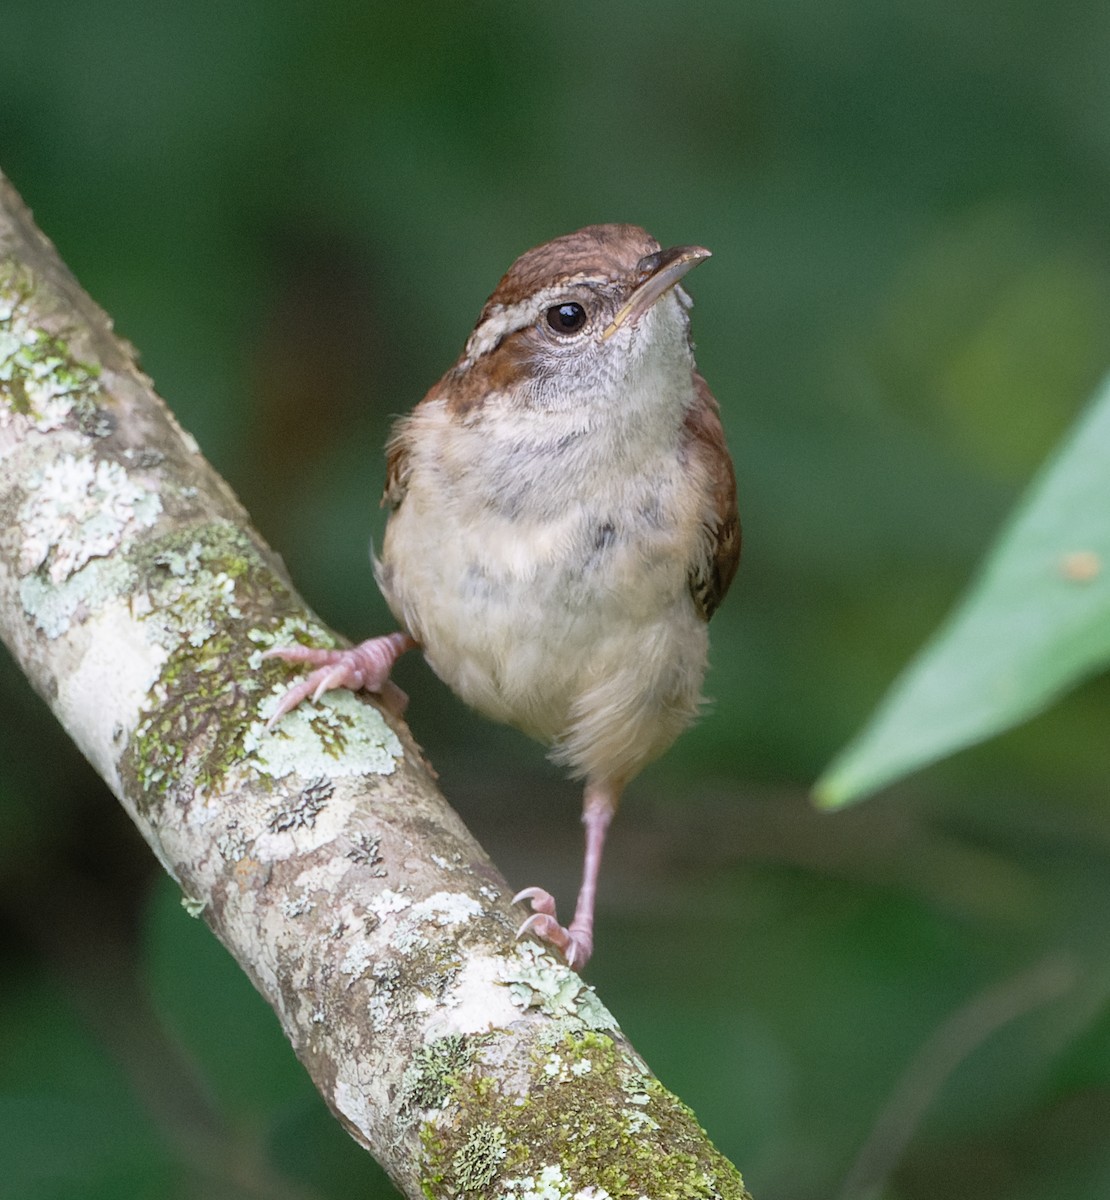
left=816, top=371, right=1110, bottom=807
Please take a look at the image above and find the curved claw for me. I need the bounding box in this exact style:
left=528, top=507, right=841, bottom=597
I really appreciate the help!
left=311, top=664, right=352, bottom=703
left=513, top=887, right=592, bottom=970
left=512, top=886, right=557, bottom=916
left=265, top=670, right=332, bottom=726
left=516, top=911, right=559, bottom=940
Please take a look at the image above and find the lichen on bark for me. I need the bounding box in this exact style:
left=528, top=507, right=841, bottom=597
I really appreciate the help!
left=0, top=169, right=753, bottom=1200
left=0, top=263, right=103, bottom=433
left=420, top=1031, right=750, bottom=1200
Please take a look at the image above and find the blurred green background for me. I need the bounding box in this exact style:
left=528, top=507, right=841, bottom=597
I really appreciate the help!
left=4, top=1, right=1110, bottom=1197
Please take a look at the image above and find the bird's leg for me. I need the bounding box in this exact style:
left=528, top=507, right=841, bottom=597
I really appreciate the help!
left=514, top=778, right=620, bottom=971
left=263, top=631, right=418, bottom=727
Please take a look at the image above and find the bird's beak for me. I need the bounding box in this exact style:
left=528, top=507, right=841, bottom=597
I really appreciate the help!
left=601, top=245, right=712, bottom=340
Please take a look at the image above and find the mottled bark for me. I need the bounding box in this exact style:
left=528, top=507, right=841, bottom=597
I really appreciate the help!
left=0, top=169, right=750, bottom=1200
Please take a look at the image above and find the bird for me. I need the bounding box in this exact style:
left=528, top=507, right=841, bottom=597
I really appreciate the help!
left=265, top=223, right=739, bottom=970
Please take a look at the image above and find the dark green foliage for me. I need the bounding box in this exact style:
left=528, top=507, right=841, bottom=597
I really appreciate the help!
left=819, top=375, right=1110, bottom=805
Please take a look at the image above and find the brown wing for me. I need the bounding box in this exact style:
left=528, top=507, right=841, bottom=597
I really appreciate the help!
left=684, top=372, right=740, bottom=621
left=381, top=371, right=453, bottom=510
left=381, top=416, right=413, bottom=511
left=380, top=365, right=469, bottom=511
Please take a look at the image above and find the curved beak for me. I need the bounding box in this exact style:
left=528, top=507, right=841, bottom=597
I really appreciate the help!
left=601, top=244, right=712, bottom=340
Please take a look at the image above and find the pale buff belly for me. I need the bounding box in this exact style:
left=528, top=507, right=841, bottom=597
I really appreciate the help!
left=378, top=494, right=708, bottom=785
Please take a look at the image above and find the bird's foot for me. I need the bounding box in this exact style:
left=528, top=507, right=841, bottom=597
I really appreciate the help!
left=513, top=886, right=593, bottom=971
left=263, top=632, right=416, bottom=728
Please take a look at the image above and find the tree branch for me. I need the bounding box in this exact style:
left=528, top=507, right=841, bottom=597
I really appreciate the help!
left=0, top=168, right=751, bottom=1200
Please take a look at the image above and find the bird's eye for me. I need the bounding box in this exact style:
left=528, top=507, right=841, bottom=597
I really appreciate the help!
left=545, top=302, right=588, bottom=335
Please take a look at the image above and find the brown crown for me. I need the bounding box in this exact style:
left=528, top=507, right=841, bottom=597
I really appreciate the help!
left=484, top=224, right=662, bottom=308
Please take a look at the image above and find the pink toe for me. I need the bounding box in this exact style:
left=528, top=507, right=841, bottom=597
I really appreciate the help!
left=512, top=886, right=557, bottom=916
left=516, top=912, right=556, bottom=940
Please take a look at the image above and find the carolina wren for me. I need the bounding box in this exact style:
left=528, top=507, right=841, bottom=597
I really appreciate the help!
left=267, top=224, right=739, bottom=969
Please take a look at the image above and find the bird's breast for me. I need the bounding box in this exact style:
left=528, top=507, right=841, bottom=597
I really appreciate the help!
left=376, top=394, right=710, bottom=750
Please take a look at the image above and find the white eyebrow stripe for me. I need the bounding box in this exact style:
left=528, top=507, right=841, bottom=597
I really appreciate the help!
left=464, top=298, right=539, bottom=363
left=462, top=274, right=615, bottom=364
